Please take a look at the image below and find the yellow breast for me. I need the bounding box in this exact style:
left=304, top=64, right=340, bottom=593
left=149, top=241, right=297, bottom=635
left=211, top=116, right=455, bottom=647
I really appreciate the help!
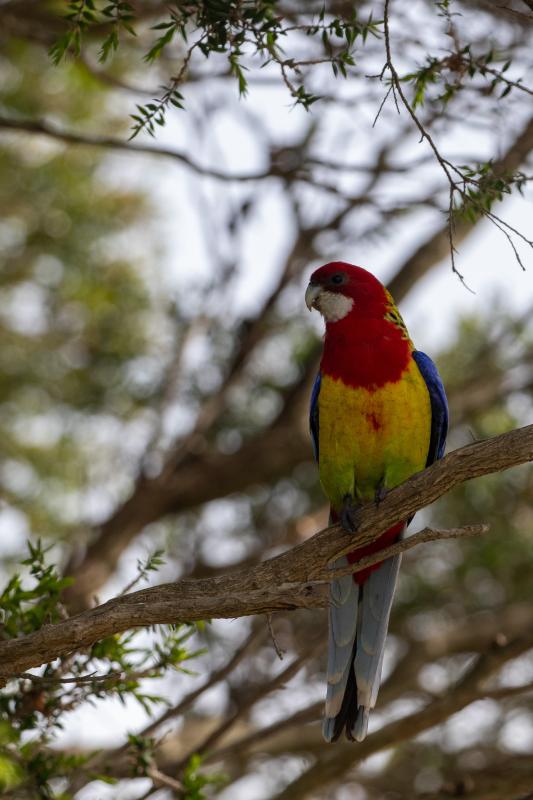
left=318, top=359, right=431, bottom=510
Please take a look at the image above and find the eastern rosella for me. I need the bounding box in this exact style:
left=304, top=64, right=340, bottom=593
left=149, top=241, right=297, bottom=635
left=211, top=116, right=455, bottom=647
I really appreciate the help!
left=305, top=262, right=448, bottom=742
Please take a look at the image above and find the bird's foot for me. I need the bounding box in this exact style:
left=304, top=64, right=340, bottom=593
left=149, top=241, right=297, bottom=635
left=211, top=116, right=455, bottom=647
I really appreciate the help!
left=374, top=484, right=388, bottom=507
left=340, top=495, right=361, bottom=533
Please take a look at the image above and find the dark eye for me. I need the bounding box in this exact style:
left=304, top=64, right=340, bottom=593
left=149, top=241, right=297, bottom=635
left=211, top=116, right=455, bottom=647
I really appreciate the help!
left=331, top=274, right=344, bottom=285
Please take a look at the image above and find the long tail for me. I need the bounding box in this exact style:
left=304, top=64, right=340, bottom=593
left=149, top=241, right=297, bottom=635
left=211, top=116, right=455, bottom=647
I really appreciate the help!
left=323, top=534, right=402, bottom=742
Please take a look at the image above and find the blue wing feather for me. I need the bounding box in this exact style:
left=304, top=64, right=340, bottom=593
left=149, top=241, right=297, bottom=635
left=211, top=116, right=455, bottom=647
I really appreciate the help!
left=412, top=350, right=449, bottom=465
left=309, top=372, right=321, bottom=461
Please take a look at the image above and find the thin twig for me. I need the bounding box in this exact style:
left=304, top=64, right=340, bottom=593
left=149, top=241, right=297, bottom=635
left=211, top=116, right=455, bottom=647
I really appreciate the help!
left=267, top=613, right=285, bottom=660
left=15, top=665, right=164, bottom=685
left=147, top=766, right=183, bottom=793
left=313, top=524, right=489, bottom=581
left=372, top=85, right=393, bottom=127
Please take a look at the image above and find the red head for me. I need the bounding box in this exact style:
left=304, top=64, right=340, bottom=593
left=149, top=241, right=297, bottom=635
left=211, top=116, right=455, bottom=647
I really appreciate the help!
left=305, top=262, right=388, bottom=322
left=306, top=262, right=411, bottom=386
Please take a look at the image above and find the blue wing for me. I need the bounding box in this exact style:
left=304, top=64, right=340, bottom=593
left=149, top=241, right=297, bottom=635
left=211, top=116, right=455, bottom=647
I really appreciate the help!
left=309, top=372, right=321, bottom=461
left=412, top=351, right=449, bottom=465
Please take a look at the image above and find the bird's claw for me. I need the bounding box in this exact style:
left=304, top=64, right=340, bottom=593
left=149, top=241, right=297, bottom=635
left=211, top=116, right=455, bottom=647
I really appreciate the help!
left=340, top=495, right=360, bottom=533
left=374, top=485, right=388, bottom=507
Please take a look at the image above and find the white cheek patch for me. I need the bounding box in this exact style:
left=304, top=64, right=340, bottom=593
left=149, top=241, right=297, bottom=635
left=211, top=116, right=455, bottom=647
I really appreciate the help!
left=316, top=291, right=354, bottom=322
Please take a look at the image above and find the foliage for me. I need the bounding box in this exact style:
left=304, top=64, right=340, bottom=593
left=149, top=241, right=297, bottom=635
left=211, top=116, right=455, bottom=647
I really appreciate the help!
left=0, top=40, right=174, bottom=540
left=50, top=1, right=382, bottom=134
left=182, top=754, right=227, bottom=799
left=44, top=0, right=533, bottom=275
left=49, top=0, right=136, bottom=66
left=0, top=44, right=221, bottom=793
left=402, top=47, right=520, bottom=110
left=0, top=540, right=72, bottom=638
left=0, top=542, right=215, bottom=799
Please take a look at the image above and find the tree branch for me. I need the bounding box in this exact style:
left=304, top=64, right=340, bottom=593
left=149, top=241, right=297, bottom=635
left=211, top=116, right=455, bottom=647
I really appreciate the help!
left=271, top=631, right=533, bottom=800
left=418, top=755, right=533, bottom=800
left=176, top=647, right=317, bottom=768
left=0, top=425, right=530, bottom=682
left=314, top=524, right=488, bottom=581
left=0, top=113, right=270, bottom=181
left=387, top=114, right=533, bottom=300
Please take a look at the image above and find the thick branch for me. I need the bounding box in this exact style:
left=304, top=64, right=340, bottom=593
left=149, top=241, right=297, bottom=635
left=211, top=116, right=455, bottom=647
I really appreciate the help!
left=0, top=425, right=530, bottom=681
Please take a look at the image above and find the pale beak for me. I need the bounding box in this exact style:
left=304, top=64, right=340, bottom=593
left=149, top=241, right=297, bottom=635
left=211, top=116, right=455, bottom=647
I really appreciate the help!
left=305, top=282, right=322, bottom=311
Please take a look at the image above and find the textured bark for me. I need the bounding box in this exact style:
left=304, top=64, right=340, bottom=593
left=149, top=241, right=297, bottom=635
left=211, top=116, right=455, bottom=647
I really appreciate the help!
left=0, top=424, right=530, bottom=682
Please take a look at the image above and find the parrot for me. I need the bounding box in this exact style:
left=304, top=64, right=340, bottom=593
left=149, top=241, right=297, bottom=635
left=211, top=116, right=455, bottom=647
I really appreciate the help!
left=305, top=262, right=448, bottom=743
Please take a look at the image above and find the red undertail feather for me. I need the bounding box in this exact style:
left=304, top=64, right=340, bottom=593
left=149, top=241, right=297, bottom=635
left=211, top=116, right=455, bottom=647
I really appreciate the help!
left=330, top=512, right=405, bottom=585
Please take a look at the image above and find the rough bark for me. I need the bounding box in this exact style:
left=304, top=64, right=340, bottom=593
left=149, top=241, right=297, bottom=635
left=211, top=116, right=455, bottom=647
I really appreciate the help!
left=0, top=424, right=530, bottom=682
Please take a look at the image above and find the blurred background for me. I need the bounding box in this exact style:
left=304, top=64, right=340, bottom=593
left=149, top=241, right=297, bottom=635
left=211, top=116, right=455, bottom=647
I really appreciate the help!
left=0, top=0, right=532, bottom=798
